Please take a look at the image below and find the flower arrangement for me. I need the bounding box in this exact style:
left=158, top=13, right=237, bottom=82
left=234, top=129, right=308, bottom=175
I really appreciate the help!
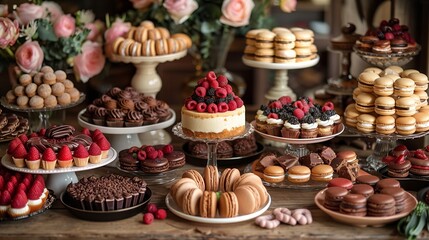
left=0, top=1, right=106, bottom=82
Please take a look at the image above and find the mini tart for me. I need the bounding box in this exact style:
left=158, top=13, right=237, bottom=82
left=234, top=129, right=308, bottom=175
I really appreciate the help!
left=25, top=159, right=41, bottom=170
left=73, top=157, right=89, bottom=167
left=12, top=157, right=25, bottom=168
left=27, top=198, right=43, bottom=213
left=57, top=159, right=73, bottom=168
left=41, top=160, right=57, bottom=170
left=7, top=204, right=30, bottom=218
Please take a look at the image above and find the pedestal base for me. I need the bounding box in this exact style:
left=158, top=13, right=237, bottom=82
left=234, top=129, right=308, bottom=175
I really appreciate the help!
left=46, top=172, right=78, bottom=197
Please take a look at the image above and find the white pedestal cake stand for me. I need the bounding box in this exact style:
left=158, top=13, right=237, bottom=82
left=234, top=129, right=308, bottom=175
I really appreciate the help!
left=242, top=56, right=319, bottom=101
left=1, top=148, right=117, bottom=196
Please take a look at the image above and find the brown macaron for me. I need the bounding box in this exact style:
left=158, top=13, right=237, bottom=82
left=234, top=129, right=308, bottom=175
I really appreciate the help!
left=367, top=193, right=396, bottom=217
left=350, top=184, right=374, bottom=199
left=373, top=77, right=394, bottom=96
left=234, top=185, right=261, bottom=215
left=182, top=188, right=203, bottom=216
left=293, top=30, right=313, bottom=48
left=182, top=169, right=205, bottom=191
left=219, top=191, right=239, bottom=218
left=294, top=48, right=312, bottom=62
left=219, top=168, right=240, bottom=192
left=255, top=31, right=276, bottom=49
left=254, top=48, right=274, bottom=63
left=375, top=96, right=395, bottom=116
left=199, top=191, right=217, bottom=218
left=274, top=31, right=296, bottom=50
left=395, top=116, right=416, bottom=135
left=409, top=73, right=429, bottom=91
left=376, top=115, right=396, bottom=135
left=274, top=49, right=296, bottom=63
left=355, top=92, right=376, bottom=113
left=203, top=165, right=219, bottom=191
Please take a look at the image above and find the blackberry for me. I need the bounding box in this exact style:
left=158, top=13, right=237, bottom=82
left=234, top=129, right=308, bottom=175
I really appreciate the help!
left=191, top=94, right=204, bottom=103
left=325, top=110, right=336, bottom=117
left=302, top=114, right=315, bottom=124
left=226, top=94, right=234, bottom=102
left=215, top=98, right=226, bottom=104
left=259, top=104, right=268, bottom=111
left=205, top=97, right=215, bottom=104
left=207, top=87, right=216, bottom=96
left=320, top=113, right=329, bottom=121
left=288, top=116, right=299, bottom=125
left=263, top=108, right=271, bottom=116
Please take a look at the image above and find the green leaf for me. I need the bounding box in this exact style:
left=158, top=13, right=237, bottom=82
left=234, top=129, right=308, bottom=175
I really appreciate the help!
left=35, top=19, right=58, bottom=42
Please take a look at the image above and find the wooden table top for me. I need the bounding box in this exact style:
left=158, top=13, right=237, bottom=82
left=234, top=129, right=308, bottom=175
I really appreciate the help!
left=0, top=105, right=425, bottom=240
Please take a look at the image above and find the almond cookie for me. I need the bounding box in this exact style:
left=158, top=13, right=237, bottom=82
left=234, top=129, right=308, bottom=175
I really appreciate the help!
left=14, top=85, right=25, bottom=97
left=54, top=70, right=67, bottom=82
left=57, top=92, right=71, bottom=105
left=51, top=82, right=65, bottom=96
left=25, top=83, right=38, bottom=97
left=33, top=72, right=44, bottom=85
left=19, top=74, right=32, bottom=86
left=44, top=95, right=58, bottom=108
left=43, top=72, right=57, bottom=85
left=29, top=95, right=44, bottom=109
left=40, top=66, right=54, bottom=73
left=63, top=79, right=74, bottom=90
left=16, top=95, right=29, bottom=107
left=5, top=90, right=16, bottom=103
left=37, top=84, right=52, bottom=99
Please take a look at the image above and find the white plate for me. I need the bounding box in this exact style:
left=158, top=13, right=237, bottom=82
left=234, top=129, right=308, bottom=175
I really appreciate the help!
left=165, top=193, right=271, bottom=224
left=111, top=50, right=187, bottom=64
left=242, top=56, right=319, bottom=70
left=1, top=148, right=117, bottom=174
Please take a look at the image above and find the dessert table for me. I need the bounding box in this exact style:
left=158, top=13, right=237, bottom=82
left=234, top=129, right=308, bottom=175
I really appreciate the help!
left=0, top=105, right=425, bottom=240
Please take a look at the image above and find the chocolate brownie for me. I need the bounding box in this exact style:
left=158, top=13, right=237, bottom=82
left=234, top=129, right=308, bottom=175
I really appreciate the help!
left=317, top=146, right=336, bottom=165
left=299, top=153, right=323, bottom=168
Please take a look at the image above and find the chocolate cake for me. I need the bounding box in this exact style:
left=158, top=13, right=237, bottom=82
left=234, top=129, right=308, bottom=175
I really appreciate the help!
left=188, top=134, right=258, bottom=158
left=299, top=153, right=323, bottom=168
left=317, top=146, right=337, bottom=165
left=65, top=174, right=147, bottom=211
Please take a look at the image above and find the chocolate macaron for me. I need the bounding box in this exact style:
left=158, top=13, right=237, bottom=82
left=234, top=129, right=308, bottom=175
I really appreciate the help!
left=350, top=184, right=374, bottom=199
left=182, top=188, right=203, bottom=216
left=340, top=193, right=367, bottom=216
left=324, top=187, right=349, bottom=211
left=380, top=187, right=407, bottom=213
left=367, top=193, right=396, bottom=217
left=375, top=178, right=400, bottom=192
left=356, top=174, right=380, bottom=187
left=387, top=158, right=411, bottom=178
left=165, top=151, right=186, bottom=169
left=328, top=178, right=353, bottom=190
left=140, top=157, right=169, bottom=173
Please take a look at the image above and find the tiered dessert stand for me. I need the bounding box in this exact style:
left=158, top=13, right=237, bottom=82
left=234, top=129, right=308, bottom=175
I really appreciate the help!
left=110, top=51, right=186, bottom=145
left=242, top=56, right=319, bottom=101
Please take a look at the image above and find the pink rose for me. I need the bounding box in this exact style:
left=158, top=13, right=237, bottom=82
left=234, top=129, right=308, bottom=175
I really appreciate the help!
left=15, top=3, right=45, bottom=25
left=54, top=14, right=75, bottom=38
left=15, top=41, right=44, bottom=73
left=279, top=0, right=297, bottom=13
left=0, top=4, right=8, bottom=18
left=41, top=1, right=64, bottom=22
left=85, top=23, right=100, bottom=41
left=163, top=0, right=198, bottom=24
left=220, top=0, right=254, bottom=27
left=129, top=0, right=154, bottom=9
left=0, top=17, right=19, bottom=48
left=73, top=41, right=105, bottom=82
left=104, top=19, right=131, bottom=44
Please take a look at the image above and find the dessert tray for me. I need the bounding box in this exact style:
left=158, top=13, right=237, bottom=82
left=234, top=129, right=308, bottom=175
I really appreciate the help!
left=378, top=166, right=429, bottom=182
left=353, top=45, right=421, bottom=68
left=182, top=141, right=265, bottom=167
left=0, top=190, right=55, bottom=221
left=315, top=188, right=417, bottom=227
left=116, top=162, right=181, bottom=185
left=1, top=93, right=85, bottom=112
left=165, top=192, right=271, bottom=224
left=60, top=187, right=152, bottom=221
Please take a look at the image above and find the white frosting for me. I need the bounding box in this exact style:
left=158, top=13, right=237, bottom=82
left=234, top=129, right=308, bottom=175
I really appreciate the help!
left=394, top=87, right=414, bottom=92
left=28, top=198, right=42, bottom=206
left=256, top=110, right=264, bottom=115
left=397, top=125, right=415, bottom=130
left=330, top=114, right=341, bottom=122
left=263, top=174, right=285, bottom=180
left=288, top=173, right=310, bottom=179
left=377, top=124, right=395, bottom=130
left=0, top=205, right=9, bottom=212
left=8, top=205, right=29, bottom=215
left=267, top=118, right=284, bottom=125
left=346, top=119, right=357, bottom=124
left=301, top=122, right=318, bottom=130
left=316, top=173, right=333, bottom=179
left=358, top=123, right=374, bottom=128
left=317, top=119, right=333, bottom=127
left=417, top=122, right=429, bottom=128
left=257, top=115, right=267, bottom=122
left=283, top=122, right=300, bottom=130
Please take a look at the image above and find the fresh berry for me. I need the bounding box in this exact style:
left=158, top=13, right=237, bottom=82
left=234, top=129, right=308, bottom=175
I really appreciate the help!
left=73, top=144, right=88, bottom=158
left=392, top=24, right=401, bottom=32
left=81, top=128, right=91, bottom=136
left=88, top=143, right=101, bottom=156
left=302, top=105, right=310, bottom=113
left=128, top=146, right=140, bottom=154
left=382, top=155, right=395, bottom=163
left=269, top=101, right=282, bottom=109
left=215, top=88, right=227, bottom=98
left=379, top=20, right=388, bottom=28
left=200, top=81, right=209, bottom=89
left=323, top=102, right=334, bottom=110
left=234, top=97, right=243, bottom=108
left=38, top=128, right=46, bottom=136
left=7, top=138, right=22, bottom=154
left=389, top=18, right=400, bottom=26
left=279, top=96, right=292, bottom=105
left=195, top=87, right=207, bottom=97
left=28, top=133, right=38, bottom=138
left=27, top=183, right=43, bottom=200
left=293, top=101, right=303, bottom=109
left=145, top=146, right=156, bottom=153
left=11, top=190, right=27, bottom=208
left=185, top=100, right=197, bottom=110
left=321, top=106, right=330, bottom=112
left=18, top=134, right=28, bottom=144
left=21, top=178, right=30, bottom=187
left=209, top=80, right=219, bottom=89
left=414, top=149, right=427, bottom=159
left=162, top=145, right=173, bottom=154
left=196, top=102, right=207, bottom=112
left=206, top=71, right=217, bottom=81
left=395, top=154, right=406, bottom=164
left=401, top=25, right=409, bottom=32
left=217, top=75, right=228, bottom=87
left=191, top=94, right=204, bottom=103
left=197, top=78, right=206, bottom=85
left=17, top=183, right=27, bottom=193
left=146, top=203, right=158, bottom=214
left=218, top=102, right=229, bottom=112
left=147, top=150, right=158, bottom=160
left=267, top=113, right=279, bottom=119
left=293, top=108, right=305, bottom=120
left=92, top=129, right=103, bottom=139
left=157, top=149, right=164, bottom=158
left=12, top=144, right=27, bottom=159
left=143, top=212, right=154, bottom=224
left=207, top=103, right=218, bottom=113
left=227, top=100, right=237, bottom=111
left=5, top=181, right=14, bottom=193
left=0, top=190, right=11, bottom=205
left=384, top=32, right=394, bottom=40
left=155, top=208, right=167, bottom=220
left=137, top=150, right=147, bottom=161
left=97, top=137, right=111, bottom=151
left=207, top=87, right=216, bottom=96
left=225, top=84, right=233, bottom=94
left=57, top=145, right=72, bottom=161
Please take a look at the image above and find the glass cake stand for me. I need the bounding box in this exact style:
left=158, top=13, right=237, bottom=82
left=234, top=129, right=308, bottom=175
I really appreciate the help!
left=172, top=122, right=254, bottom=167
left=242, top=56, right=319, bottom=101
left=1, top=93, right=85, bottom=132
left=1, top=148, right=117, bottom=196
left=353, top=45, right=421, bottom=68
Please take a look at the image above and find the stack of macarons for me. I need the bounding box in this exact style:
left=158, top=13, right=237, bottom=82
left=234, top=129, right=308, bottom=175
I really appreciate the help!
left=170, top=166, right=268, bottom=218
left=344, top=66, right=429, bottom=135
left=110, top=20, right=192, bottom=57
left=244, top=27, right=317, bottom=63
left=383, top=144, right=429, bottom=177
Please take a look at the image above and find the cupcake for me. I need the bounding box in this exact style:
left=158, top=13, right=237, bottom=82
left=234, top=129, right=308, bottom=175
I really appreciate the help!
left=88, top=142, right=102, bottom=164
left=0, top=190, right=11, bottom=217
left=281, top=116, right=301, bottom=138
left=73, top=144, right=89, bottom=167
left=81, top=104, right=97, bottom=123
left=316, top=113, right=334, bottom=137
left=125, top=110, right=144, bottom=127
left=92, top=107, right=107, bottom=126
left=142, top=108, right=159, bottom=125
left=41, top=148, right=57, bottom=170
left=96, top=137, right=111, bottom=158
left=106, top=109, right=125, bottom=127
left=326, top=110, right=342, bottom=133
left=11, top=144, right=27, bottom=168
left=7, top=190, right=30, bottom=218
left=25, top=146, right=41, bottom=170
left=265, top=113, right=284, bottom=136
left=300, top=114, right=318, bottom=138
left=57, top=145, right=73, bottom=168
left=155, top=100, right=172, bottom=121
left=254, top=109, right=268, bottom=133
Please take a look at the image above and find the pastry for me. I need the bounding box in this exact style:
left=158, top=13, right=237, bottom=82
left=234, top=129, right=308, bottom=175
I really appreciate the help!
left=300, top=114, right=318, bottom=138
left=63, top=79, right=74, bottom=90
left=243, top=45, right=256, bottom=60
left=19, top=74, right=32, bottom=86
left=255, top=30, right=275, bottom=49
left=390, top=38, right=408, bottom=53
left=124, top=110, right=143, bottom=127
left=164, top=149, right=185, bottom=169
left=381, top=187, right=406, bottom=213
left=24, top=83, right=37, bottom=97
left=356, top=174, right=380, bottom=186
left=293, top=30, right=313, bottom=48
left=54, top=70, right=67, bottom=82
left=395, top=97, right=416, bottom=116
left=7, top=190, right=30, bottom=218
left=88, top=142, right=102, bottom=164
left=339, top=193, right=367, bottom=216
left=323, top=187, right=348, bottom=211
left=275, top=154, right=299, bottom=172
left=203, top=165, right=219, bottom=191
left=181, top=188, right=203, bottom=216
left=374, top=96, right=395, bottom=116
left=356, top=114, right=376, bottom=133
left=274, top=31, right=295, bottom=50
left=358, top=71, right=379, bottom=93
left=25, top=146, right=41, bottom=170
left=372, top=40, right=391, bottom=54
left=106, top=109, right=124, bottom=127
left=219, top=168, right=240, bottom=192
left=57, top=92, right=71, bottom=105
left=375, top=115, right=395, bottom=134
left=408, top=73, right=428, bottom=92
left=327, top=178, right=353, bottom=190
left=310, top=164, right=333, bottom=182
left=40, top=66, right=53, bottom=73
left=182, top=170, right=205, bottom=191
left=274, top=49, right=296, bottom=63
left=409, top=149, right=429, bottom=176
left=199, top=190, right=217, bottom=217
left=41, top=148, right=57, bottom=170
left=287, top=166, right=310, bottom=183
left=57, top=145, right=74, bottom=168
left=43, top=95, right=57, bottom=108
left=29, top=95, right=44, bottom=109
left=414, top=112, right=429, bottom=132
left=393, top=78, right=415, bottom=97
left=299, top=153, right=323, bottom=168
left=263, top=166, right=285, bottom=183
left=395, top=116, right=416, bottom=135
left=373, top=77, right=394, bottom=96
left=51, top=82, right=65, bottom=97
left=375, top=178, right=400, bottom=192
left=43, top=72, right=56, bottom=85
left=317, top=146, right=336, bottom=165
left=294, top=47, right=312, bottom=62
left=254, top=48, right=274, bottom=62
left=140, top=158, right=169, bottom=173
left=367, top=194, right=396, bottom=217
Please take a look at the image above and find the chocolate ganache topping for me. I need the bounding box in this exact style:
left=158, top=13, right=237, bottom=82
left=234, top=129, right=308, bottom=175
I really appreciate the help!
left=108, top=109, right=124, bottom=120
left=118, top=90, right=132, bottom=100
left=118, top=98, right=135, bottom=113
left=126, top=110, right=143, bottom=121
left=94, top=107, right=107, bottom=118
left=86, top=104, right=98, bottom=114
left=135, top=101, right=149, bottom=111
left=142, top=96, right=157, bottom=107
left=107, top=87, right=122, bottom=98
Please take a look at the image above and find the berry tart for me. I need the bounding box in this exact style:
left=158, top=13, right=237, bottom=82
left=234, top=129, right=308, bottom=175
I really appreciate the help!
left=181, top=71, right=246, bottom=139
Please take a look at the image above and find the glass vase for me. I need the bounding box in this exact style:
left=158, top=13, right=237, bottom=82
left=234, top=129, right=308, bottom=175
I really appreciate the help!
left=183, top=28, right=246, bottom=97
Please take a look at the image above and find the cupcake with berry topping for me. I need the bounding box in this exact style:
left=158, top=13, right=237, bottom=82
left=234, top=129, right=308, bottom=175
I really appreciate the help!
left=73, top=144, right=89, bottom=167
left=88, top=142, right=102, bottom=164
left=11, top=144, right=27, bottom=168
left=0, top=190, right=12, bottom=217
left=7, top=190, right=30, bottom=218
left=25, top=146, right=41, bottom=170
left=96, top=137, right=111, bottom=158
left=325, top=109, right=342, bottom=133
left=254, top=106, right=268, bottom=133
left=281, top=115, right=301, bottom=138
left=57, top=145, right=73, bottom=168
left=41, top=148, right=57, bottom=170
left=317, top=113, right=334, bottom=137
left=266, top=113, right=284, bottom=137
left=300, top=114, right=318, bottom=138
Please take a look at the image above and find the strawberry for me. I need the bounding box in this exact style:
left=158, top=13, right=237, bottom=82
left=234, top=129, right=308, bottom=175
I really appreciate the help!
left=414, top=149, right=427, bottom=160
left=137, top=150, right=147, bottom=161
left=234, top=97, right=243, bottom=108
left=0, top=176, right=4, bottom=190
left=5, top=181, right=14, bottom=194
left=97, top=137, right=111, bottom=151
left=81, top=128, right=91, bottom=136
left=155, top=208, right=167, bottom=220
left=28, top=133, right=38, bottom=138
left=9, top=176, right=18, bottom=184
left=217, top=75, right=228, bottom=87
left=218, top=102, right=229, bottom=112
left=34, top=175, right=45, bottom=185
left=206, top=71, right=217, bottom=81
left=0, top=190, right=11, bottom=205
left=228, top=100, right=237, bottom=111
left=88, top=143, right=101, bottom=156
left=269, top=101, right=282, bottom=109
left=38, top=128, right=46, bottom=137
left=215, top=88, right=227, bottom=98
left=27, top=182, right=43, bottom=200
left=7, top=138, right=22, bottom=154
left=92, top=129, right=103, bottom=140
left=74, top=144, right=89, bottom=158
left=21, top=178, right=31, bottom=188
left=279, top=96, right=292, bottom=105
left=195, top=87, right=207, bottom=97
left=27, top=146, right=41, bottom=161
left=10, top=190, right=27, bottom=208
left=185, top=100, right=197, bottom=110
left=382, top=155, right=395, bottom=163
left=42, top=148, right=56, bottom=161
left=395, top=154, right=406, bottom=164
left=267, top=113, right=279, bottom=119
left=17, top=183, right=27, bottom=193
left=18, top=134, right=28, bottom=144
left=162, top=145, right=173, bottom=155
left=293, top=108, right=305, bottom=120
left=207, top=103, right=218, bottom=113
left=12, top=144, right=27, bottom=159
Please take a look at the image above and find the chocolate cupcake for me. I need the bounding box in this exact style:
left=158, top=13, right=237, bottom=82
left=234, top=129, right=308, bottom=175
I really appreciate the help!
left=125, top=110, right=144, bottom=127
left=142, top=108, right=159, bottom=125
left=93, top=107, right=107, bottom=126
left=118, top=90, right=133, bottom=100
left=155, top=100, right=171, bottom=121
left=106, top=109, right=124, bottom=127
left=107, top=87, right=122, bottom=98
left=135, top=101, right=149, bottom=112
left=118, top=98, right=135, bottom=113
left=142, top=96, right=157, bottom=107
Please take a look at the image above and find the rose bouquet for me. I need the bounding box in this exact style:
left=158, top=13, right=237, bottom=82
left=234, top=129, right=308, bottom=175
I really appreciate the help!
left=0, top=1, right=106, bottom=82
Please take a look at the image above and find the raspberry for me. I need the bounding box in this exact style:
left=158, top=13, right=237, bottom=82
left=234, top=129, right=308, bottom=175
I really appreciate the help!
left=162, top=144, right=173, bottom=154
left=156, top=208, right=167, bottom=220
left=207, top=103, right=218, bottom=113
left=279, top=96, right=292, bottom=105
left=269, top=101, right=282, bottom=109
left=145, top=146, right=156, bottom=153
left=303, top=105, right=310, bottom=113
left=28, top=133, right=38, bottom=138
left=225, top=84, right=233, bottom=94
left=157, top=149, right=164, bottom=158
left=197, top=78, right=205, bottom=85
left=227, top=100, right=237, bottom=111
left=200, top=81, right=209, bottom=89
left=209, top=80, right=219, bottom=89
left=293, top=108, right=305, bottom=120
left=143, top=212, right=154, bottom=224
left=137, top=150, right=147, bottom=161
left=293, top=101, right=303, bottom=109
left=215, top=88, right=227, bottom=98
left=392, top=24, right=401, bottom=32
left=268, top=113, right=279, bottom=119
left=185, top=100, right=197, bottom=110
left=206, top=71, right=217, bottom=81
left=217, top=75, right=228, bottom=87
left=321, top=106, right=330, bottom=112
left=196, top=102, right=207, bottom=112
left=38, top=128, right=46, bottom=137
left=18, top=134, right=28, bottom=144
left=195, top=87, right=207, bottom=97
left=218, top=102, right=229, bottom=112
left=81, top=128, right=91, bottom=136
left=146, top=203, right=158, bottom=214
left=128, top=146, right=140, bottom=154
left=234, top=97, right=243, bottom=108
left=147, top=150, right=158, bottom=160
left=384, top=32, right=394, bottom=40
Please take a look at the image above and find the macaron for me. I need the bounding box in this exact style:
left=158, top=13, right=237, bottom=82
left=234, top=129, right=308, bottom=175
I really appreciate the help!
left=375, top=178, right=400, bottom=192
left=380, top=187, right=407, bottom=213
left=373, top=77, right=394, bottom=96
left=245, top=29, right=268, bottom=46
left=165, top=151, right=186, bottom=169
left=390, top=38, right=408, bottom=53
left=363, top=67, right=382, bottom=75
left=243, top=45, right=257, bottom=60
left=358, top=71, right=379, bottom=93
left=367, top=194, right=396, bottom=217
left=385, top=66, right=403, bottom=74
left=387, top=159, right=411, bottom=178
left=235, top=185, right=261, bottom=215
left=255, top=31, right=276, bottom=49
left=352, top=88, right=361, bottom=101
left=420, top=105, right=429, bottom=113
left=181, top=188, right=203, bottom=216
left=199, top=190, right=217, bottom=218
left=339, top=193, right=367, bottom=216
left=376, top=115, right=396, bottom=135
left=219, top=168, right=240, bottom=192
left=140, top=157, right=169, bottom=173
left=344, top=104, right=360, bottom=127
left=263, top=166, right=285, bottom=183
left=274, top=49, right=296, bottom=63
left=336, top=150, right=358, bottom=165
left=171, top=33, right=192, bottom=49
left=408, top=73, right=429, bottom=91
left=355, top=93, right=376, bottom=113
left=394, top=78, right=415, bottom=97
left=294, top=48, right=312, bottom=62
left=323, top=187, right=349, bottom=211
left=233, top=172, right=263, bottom=191
left=203, top=165, right=219, bottom=191
left=293, top=30, right=313, bottom=48
left=182, top=169, right=205, bottom=191
left=395, top=116, right=416, bottom=135
left=287, top=165, right=310, bottom=183
left=372, top=39, right=391, bottom=54
left=219, top=191, right=239, bottom=218
left=395, top=97, right=417, bottom=116
left=409, top=151, right=429, bottom=176
left=170, top=178, right=198, bottom=204
left=410, top=94, right=422, bottom=110
left=327, top=177, right=353, bottom=190
left=141, top=39, right=156, bottom=56
left=415, top=90, right=428, bottom=107
left=375, top=96, right=395, bottom=116
left=311, top=164, right=334, bottom=182
left=254, top=48, right=274, bottom=63
left=356, top=174, right=380, bottom=186
left=274, top=31, right=296, bottom=50
left=414, top=112, right=429, bottom=132
left=350, top=184, right=374, bottom=199
left=356, top=114, right=376, bottom=133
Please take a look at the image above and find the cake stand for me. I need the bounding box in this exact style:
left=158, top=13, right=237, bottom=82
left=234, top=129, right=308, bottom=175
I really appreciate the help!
left=353, top=45, right=421, bottom=68
left=251, top=121, right=345, bottom=158
left=1, top=93, right=85, bottom=132
left=242, top=56, right=319, bottom=101
left=172, top=123, right=254, bottom=167
left=1, top=148, right=117, bottom=196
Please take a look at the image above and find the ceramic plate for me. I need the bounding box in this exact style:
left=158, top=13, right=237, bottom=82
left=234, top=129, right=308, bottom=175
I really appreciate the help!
left=165, top=193, right=271, bottom=224
left=314, top=188, right=417, bottom=227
